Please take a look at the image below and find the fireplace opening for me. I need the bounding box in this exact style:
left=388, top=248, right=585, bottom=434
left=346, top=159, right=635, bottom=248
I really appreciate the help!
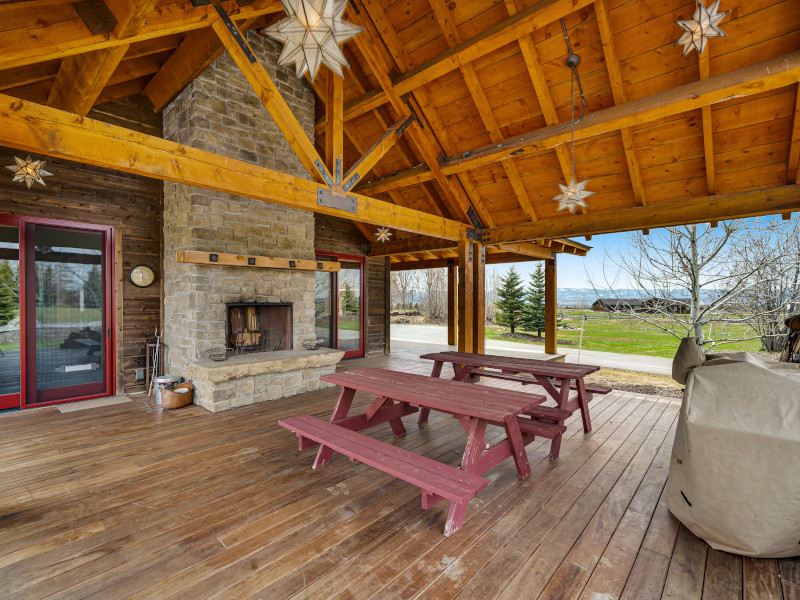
left=227, top=302, right=293, bottom=354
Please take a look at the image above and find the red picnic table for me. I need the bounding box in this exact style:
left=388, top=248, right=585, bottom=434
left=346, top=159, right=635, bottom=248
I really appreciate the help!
left=420, top=351, right=606, bottom=433
left=279, top=368, right=569, bottom=536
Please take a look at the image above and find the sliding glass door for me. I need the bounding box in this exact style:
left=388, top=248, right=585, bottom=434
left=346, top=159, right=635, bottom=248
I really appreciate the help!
left=0, top=216, right=114, bottom=410
left=315, top=253, right=364, bottom=359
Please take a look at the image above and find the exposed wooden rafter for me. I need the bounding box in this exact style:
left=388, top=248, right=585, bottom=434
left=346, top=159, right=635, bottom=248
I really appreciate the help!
left=698, top=49, right=716, bottom=195
left=365, top=52, right=800, bottom=189
left=211, top=16, right=333, bottom=186
left=593, top=0, right=646, bottom=205
left=483, top=185, right=800, bottom=243
left=787, top=84, right=800, bottom=184
left=0, top=93, right=467, bottom=240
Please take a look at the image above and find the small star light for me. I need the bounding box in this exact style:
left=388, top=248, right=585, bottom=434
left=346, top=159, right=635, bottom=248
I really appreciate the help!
left=264, top=0, right=364, bottom=81
left=375, top=227, right=392, bottom=243
left=674, top=0, right=730, bottom=57
left=5, top=154, right=53, bottom=189
left=554, top=179, right=594, bottom=214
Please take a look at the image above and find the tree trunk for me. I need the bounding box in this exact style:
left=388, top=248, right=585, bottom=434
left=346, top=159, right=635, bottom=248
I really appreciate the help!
left=689, top=225, right=705, bottom=343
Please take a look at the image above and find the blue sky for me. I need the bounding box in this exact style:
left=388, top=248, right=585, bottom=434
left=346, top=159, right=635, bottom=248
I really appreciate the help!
left=489, top=232, right=629, bottom=288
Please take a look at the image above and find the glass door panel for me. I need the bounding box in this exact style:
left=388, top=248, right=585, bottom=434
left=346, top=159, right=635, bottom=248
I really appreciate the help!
left=0, top=225, right=20, bottom=409
left=27, top=226, right=107, bottom=404
left=314, top=270, right=334, bottom=348
left=337, top=260, right=362, bottom=356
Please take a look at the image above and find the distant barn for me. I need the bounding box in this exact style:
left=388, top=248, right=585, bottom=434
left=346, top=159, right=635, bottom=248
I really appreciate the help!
left=592, top=298, right=646, bottom=312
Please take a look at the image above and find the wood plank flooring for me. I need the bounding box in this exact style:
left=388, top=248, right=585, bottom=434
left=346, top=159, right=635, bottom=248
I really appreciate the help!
left=0, top=347, right=797, bottom=599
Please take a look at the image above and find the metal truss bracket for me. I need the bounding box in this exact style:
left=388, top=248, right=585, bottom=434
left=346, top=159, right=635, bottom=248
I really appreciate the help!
left=315, top=159, right=334, bottom=188
left=465, top=228, right=482, bottom=243
left=318, top=188, right=357, bottom=214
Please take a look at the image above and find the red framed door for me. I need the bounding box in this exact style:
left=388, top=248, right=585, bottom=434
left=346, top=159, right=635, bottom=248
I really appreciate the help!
left=22, top=220, right=115, bottom=407
left=0, top=215, right=21, bottom=410
left=316, top=252, right=365, bottom=359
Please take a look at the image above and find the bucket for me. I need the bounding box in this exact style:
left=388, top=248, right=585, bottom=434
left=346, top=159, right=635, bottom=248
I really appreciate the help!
left=162, top=382, right=193, bottom=410
left=154, top=375, right=181, bottom=405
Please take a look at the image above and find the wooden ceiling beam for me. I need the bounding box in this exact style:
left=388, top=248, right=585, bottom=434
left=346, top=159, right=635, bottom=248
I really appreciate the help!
left=391, top=251, right=540, bottom=270
left=47, top=45, right=129, bottom=115
left=787, top=84, right=800, bottom=185
left=594, top=0, right=646, bottom=205
left=0, top=93, right=467, bottom=240
left=483, top=185, right=800, bottom=243
left=324, top=71, right=344, bottom=184
left=211, top=16, right=332, bottom=186
left=698, top=49, right=716, bottom=194
left=431, top=0, right=535, bottom=222
left=343, top=114, right=414, bottom=193
left=347, top=0, right=473, bottom=223
left=0, top=0, right=282, bottom=71
left=329, top=0, right=595, bottom=125
left=372, top=51, right=800, bottom=187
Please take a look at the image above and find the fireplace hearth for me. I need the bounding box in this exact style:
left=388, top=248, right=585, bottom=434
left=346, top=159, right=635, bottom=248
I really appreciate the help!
left=227, top=302, right=292, bottom=354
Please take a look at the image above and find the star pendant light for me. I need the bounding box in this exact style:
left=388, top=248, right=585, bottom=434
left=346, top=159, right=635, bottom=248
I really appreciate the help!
left=674, top=0, right=730, bottom=57
left=553, top=56, right=593, bottom=214
left=264, top=0, right=364, bottom=81
left=5, top=154, right=53, bottom=189
left=375, top=227, right=392, bottom=243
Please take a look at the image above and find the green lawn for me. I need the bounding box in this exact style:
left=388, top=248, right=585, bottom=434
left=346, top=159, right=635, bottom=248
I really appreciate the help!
left=37, top=305, right=101, bottom=323
left=485, top=309, right=764, bottom=359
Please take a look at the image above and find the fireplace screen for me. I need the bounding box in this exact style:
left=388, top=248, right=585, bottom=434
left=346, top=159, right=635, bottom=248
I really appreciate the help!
left=227, top=302, right=292, bottom=354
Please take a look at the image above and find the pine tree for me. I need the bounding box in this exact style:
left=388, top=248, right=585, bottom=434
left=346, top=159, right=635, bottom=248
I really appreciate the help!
left=522, top=264, right=546, bottom=337
left=495, top=266, right=526, bottom=333
left=0, top=261, right=17, bottom=326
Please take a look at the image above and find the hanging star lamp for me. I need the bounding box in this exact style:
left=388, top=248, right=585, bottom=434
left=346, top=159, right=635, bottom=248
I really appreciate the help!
left=674, top=0, right=730, bottom=57
left=5, top=154, right=53, bottom=189
left=374, top=226, right=392, bottom=243
left=264, top=0, right=364, bottom=81
left=553, top=38, right=593, bottom=214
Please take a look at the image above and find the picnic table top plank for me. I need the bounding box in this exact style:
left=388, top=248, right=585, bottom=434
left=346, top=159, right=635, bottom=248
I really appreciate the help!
left=420, top=351, right=601, bottom=378
left=279, top=415, right=488, bottom=500
left=320, top=368, right=540, bottom=423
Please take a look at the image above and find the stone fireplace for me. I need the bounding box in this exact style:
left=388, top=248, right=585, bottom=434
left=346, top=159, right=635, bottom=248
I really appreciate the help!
left=227, top=302, right=292, bottom=353
left=160, top=31, right=343, bottom=412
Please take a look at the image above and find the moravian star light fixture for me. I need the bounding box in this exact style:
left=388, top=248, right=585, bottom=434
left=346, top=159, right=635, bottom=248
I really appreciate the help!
left=5, top=154, right=53, bottom=189
left=374, top=227, right=392, bottom=243
left=674, top=0, right=730, bottom=57
left=553, top=27, right=593, bottom=215
left=264, top=0, right=364, bottom=81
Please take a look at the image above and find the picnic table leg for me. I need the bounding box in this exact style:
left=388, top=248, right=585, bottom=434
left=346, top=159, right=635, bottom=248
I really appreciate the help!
left=460, top=418, right=488, bottom=474
left=444, top=501, right=468, bottom=537
left=385, top=400, right=408, bottom=436
left=314, top=387, right=356, bottom=469
left=419, top=361, right=445, bottom=424
left=503, top=418, right=531, bottom=478
left=575, top=378, right=592, bottom=433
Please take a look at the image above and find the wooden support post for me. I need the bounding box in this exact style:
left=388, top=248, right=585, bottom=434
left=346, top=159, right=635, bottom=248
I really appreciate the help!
left=447, top=259, right=457, bottom=346
left=545, top=257, right=557, bottom=356
left=457, top=240, right=474, bottom=353
left=325, top=72, right=344, bottom=186
left=472, top=244, right=485, bottom=354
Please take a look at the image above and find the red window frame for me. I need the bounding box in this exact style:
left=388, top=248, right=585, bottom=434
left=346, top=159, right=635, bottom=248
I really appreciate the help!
left=316, top=251, right=365, bottom=359
left=0, top=214, right=115, bottom=410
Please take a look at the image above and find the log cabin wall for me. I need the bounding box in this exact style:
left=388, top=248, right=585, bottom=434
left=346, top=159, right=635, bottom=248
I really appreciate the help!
left=315, top=214, right=389, bottom=356
left=0, top=97, right=163, bottom=394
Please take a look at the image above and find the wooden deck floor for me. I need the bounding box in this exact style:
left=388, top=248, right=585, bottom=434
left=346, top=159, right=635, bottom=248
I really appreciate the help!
left=0, top=348, right=798, bottom=599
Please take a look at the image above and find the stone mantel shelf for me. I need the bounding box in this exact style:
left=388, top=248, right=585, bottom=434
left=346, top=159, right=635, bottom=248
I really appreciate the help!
left=186, top=348, right=345, bottom=384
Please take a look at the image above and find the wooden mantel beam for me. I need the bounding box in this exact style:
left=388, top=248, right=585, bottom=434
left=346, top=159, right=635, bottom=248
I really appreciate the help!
left=482, top=185, right=800, bottom=243
left=362, top=51, right=800, bottom=190
left=0, top=94, right=467, bottom=241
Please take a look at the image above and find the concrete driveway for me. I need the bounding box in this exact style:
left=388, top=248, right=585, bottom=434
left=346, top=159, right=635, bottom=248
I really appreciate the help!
left=391, top=324, right=673, bottom=376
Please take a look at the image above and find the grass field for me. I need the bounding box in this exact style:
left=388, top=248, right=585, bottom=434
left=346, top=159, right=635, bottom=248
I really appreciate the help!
left=485, top=309, right=764, bottom=358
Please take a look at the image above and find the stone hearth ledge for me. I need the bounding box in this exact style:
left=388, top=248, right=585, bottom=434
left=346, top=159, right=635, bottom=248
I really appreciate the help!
left=184, top=348, right=345, bottom=412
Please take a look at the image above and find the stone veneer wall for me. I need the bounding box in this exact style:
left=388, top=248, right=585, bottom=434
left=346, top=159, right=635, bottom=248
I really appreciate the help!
left=162, top=32, right=336, bottom=411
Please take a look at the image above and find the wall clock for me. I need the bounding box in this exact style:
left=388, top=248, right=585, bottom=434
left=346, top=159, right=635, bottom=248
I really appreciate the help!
left=129, top=264, right=156, bottom=288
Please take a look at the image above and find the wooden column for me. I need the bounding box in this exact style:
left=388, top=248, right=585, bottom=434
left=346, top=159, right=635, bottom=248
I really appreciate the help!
left=447, top=259, right=457, bottom=346
left=472, top=244, right=485, bottom=354
left=457, top=240, right=473, bottom=352
left=545, top=257, right=557, bottom=355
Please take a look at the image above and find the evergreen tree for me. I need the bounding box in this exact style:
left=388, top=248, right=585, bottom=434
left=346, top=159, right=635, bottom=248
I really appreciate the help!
left=495, top=266, right=526, bottom=333
left=522, top=264, right=547, bottom=337
left=0, top=260, right=16, bottom=326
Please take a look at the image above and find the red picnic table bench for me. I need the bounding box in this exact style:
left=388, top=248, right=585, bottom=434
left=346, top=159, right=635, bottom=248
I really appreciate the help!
left=420, top=351, right=609, bottom=433
left=279, top=367, right=570, bottom=536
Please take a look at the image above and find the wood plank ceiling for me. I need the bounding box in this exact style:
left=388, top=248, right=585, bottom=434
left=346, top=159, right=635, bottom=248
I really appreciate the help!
left=0, top=0, right=798, bottom=247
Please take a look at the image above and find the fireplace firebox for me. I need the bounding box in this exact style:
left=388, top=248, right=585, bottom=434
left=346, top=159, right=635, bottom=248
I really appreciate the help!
left=226, top=302, right=293, bottom=354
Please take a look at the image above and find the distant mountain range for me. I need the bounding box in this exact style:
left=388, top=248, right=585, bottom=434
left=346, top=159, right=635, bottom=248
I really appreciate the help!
left=555, top=288, right=719, bottom=306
